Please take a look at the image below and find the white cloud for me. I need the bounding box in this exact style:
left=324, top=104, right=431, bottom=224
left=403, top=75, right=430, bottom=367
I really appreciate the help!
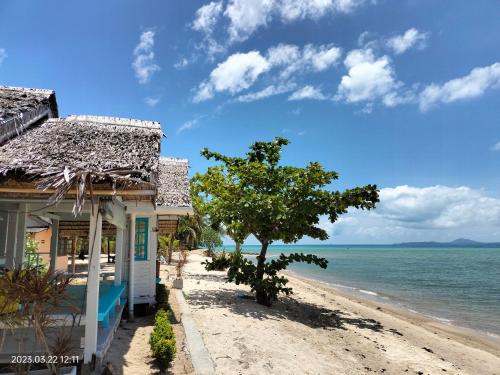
left=269, top=43, right=342, bottom=78
left=288, top=85, right=327, bottom=100
left=419, top=62, right=500, bottom=111
left=376, top=185, right=500, bottom=229
left=308, top=44, right=343, bottom=71
left=0, top=48, right=6, bottom=65
left=386, top=28, right=429, bottom=55
left=320, top=185, right=500, bottom=243
left=267, top=44, right=301, bottom=66
left=236, top=83, right=295, bottom=102
left=178, top=118, right=200, bottom=133
left=192, top=1, right=224, bottom=33
left=145, top=96, right=161, bottom=107
left=225, top=0, right=274, bottom=42
left=492, top=142, right=500, bottom=151
left=194, top=0, right=371, bottom=45
left=336, top=48, right=405, bottom=106
left=194, top=50, right=270, bottom=102
left=174, top=58, right=189, bottom=69
left=132, top=31, right=160, bottom=84
left=194, top=43, right=341, bottom=102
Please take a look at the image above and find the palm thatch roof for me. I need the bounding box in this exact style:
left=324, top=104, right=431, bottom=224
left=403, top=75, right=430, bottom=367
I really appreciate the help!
left=156, top=157, right=191, bottom=207
left=0, top=86, right=58, bottom=146
left=0, top=115, right=163, bottom=211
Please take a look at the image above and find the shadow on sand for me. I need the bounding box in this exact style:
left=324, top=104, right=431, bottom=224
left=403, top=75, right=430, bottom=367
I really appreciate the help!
left=185, top=280, right=384, bottom=332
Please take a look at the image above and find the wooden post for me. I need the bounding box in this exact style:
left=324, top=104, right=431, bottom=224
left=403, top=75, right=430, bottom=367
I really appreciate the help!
left=107, top=237, right=111, bottom=263
left=49, top=219, right=59, bottom=272
left=4, top=209, right=18, bottom=270
left=71, top=236, right=77, bottom=274
left=83, top=203, right=102, bottom=364
left=14, top=203, right=27, bottom=268
left=114, top=228, right=124, bottom=286
left=128, top=213, right=136, bottom=320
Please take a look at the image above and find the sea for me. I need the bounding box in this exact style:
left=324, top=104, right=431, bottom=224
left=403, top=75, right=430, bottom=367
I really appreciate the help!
left=216, top=244, right=500, bottom=338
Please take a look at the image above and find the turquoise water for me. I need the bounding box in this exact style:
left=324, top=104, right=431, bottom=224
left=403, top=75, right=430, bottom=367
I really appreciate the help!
left=217, top=244, right=500, bottom=337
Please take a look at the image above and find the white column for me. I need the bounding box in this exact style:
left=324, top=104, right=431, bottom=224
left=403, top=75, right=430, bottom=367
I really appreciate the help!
left=114, top=228, right=124, bottom=286
left=14, top=203, right=27, bottom=268
left=4, top=209, right=19, bottom=270
left=49, top=219, right=59, bottom=271
left=83, top=203, right=102, bottom=364
left=128, top=213, right=136, bottom=320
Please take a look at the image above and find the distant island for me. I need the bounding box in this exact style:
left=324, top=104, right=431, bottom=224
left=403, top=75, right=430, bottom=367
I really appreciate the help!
left=394, top=238, right=500, bottom=248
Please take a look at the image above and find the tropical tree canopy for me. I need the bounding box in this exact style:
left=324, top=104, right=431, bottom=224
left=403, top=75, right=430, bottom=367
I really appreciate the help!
left=193, top=137, right=379, bottom=305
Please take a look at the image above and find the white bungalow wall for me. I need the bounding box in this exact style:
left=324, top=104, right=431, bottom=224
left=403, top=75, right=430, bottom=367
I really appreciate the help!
left=132, top=214, right=157, bottom=304
left=122, top=213, right=158, bottom=305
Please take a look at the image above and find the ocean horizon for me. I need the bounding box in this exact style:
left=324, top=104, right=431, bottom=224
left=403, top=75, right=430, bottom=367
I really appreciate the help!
left=216, top=244, right=500, bottom=338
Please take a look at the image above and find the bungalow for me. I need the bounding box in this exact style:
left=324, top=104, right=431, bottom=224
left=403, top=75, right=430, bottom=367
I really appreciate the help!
left=0, top=86, right=192, bottom=368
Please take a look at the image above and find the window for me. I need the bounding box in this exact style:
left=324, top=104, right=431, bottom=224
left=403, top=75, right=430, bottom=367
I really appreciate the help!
left=135, top=217, right=149, bottom=261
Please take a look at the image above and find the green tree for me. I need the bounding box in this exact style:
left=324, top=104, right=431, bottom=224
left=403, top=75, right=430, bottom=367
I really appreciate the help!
left=193, top=137, right=379, bottom=306
left=177, top=215, right=202, bottom=250
left=24, top=235, right=47, bottom=272
left=199, top=226, right=223, bottom=254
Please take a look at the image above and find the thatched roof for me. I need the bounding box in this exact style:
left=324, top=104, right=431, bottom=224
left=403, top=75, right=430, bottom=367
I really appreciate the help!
left=156, top=157, right=191, bottom=207
left=0, top=86, right=58, bottom=122
left=0, top=115, right=163, bottom=211
left=0, top=86, right=59, bottom=144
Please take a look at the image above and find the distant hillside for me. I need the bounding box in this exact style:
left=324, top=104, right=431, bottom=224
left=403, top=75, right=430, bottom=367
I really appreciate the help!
left=394, top=238, right=500, bottom=248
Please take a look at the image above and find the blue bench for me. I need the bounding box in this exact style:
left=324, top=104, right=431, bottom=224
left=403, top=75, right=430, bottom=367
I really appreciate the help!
left=98, top=283, right=127, bottom=328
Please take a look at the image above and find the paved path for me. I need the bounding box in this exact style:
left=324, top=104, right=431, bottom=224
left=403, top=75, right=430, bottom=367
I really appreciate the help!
left=175, top=289, right=216, bottom=375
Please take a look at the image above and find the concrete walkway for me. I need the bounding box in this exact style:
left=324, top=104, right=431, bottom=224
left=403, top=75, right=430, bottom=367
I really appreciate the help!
left=175, top=289, right=216, bottom=375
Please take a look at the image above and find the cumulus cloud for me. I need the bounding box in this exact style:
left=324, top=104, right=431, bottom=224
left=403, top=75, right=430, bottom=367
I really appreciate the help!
left=0, top=48, right=6, bottom=65
left=194, top=43, right=341, bottom=102
left=386, top=28, right=429, bottom=55
left=375, top=185, right=500, bottom=229
left=194, top=51, right=270, bottom=102
left=335, top=48, right=407, bottom=107
left=288, top=85, right=327, bottom=100
left=419, top=62, right=500, bottom=111
left=193, top=0, right=371, bottom=46
left=225, top=0, right=274, bottom=42
left=132, top=31, right=160, bottom=84
left=320, top=185, right=500, bottom=243
left=268, top=43, right=342, bottom=78
left=145, top=96, right=161, bottom=107
left=192, top=1, right=224, bottom=33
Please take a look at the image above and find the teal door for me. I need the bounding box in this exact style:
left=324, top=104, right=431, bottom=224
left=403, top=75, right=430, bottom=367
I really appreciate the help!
left=135, top=217, right=149, bottom=261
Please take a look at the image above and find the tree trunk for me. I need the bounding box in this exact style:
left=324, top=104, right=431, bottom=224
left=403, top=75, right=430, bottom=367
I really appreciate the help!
left=235, top=242, right=241, bottom=253
left=255, top=242, right=270, bottom=306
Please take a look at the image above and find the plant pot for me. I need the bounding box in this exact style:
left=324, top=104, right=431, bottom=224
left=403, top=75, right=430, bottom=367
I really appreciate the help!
left=173, top=278, right=183, bottom=289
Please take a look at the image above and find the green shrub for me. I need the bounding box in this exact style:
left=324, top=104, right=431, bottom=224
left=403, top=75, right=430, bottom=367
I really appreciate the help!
left=155, top=283, right=170, bottom=311
left=202, top=251, right=232, bottom=271
left=150, top=309, right=176, bottom=370
left=152, top=338, right=176, bottom=370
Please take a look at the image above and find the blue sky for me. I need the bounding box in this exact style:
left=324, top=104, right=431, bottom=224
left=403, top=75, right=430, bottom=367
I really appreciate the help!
left=1, top=0, right=500, bottom=244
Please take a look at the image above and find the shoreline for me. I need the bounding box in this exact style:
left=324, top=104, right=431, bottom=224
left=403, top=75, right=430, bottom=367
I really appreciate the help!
left=284, top=269, right=500, bottom=357
left=180, top=252, right=500, bottom=374
left=237, top=248, right=500, bottom=345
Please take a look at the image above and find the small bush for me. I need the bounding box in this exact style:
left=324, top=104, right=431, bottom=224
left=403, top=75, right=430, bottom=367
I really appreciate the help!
left=203, top=251, right=232, bottom=271
left=152, top=338, right=176, bottom=369
left=150, top=309, right=176, bottom=371
left=155, top=283, right=170, bottom=311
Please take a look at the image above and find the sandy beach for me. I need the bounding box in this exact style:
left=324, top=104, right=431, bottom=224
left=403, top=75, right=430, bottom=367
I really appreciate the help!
left=162, top=251, right=500, bottom=375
